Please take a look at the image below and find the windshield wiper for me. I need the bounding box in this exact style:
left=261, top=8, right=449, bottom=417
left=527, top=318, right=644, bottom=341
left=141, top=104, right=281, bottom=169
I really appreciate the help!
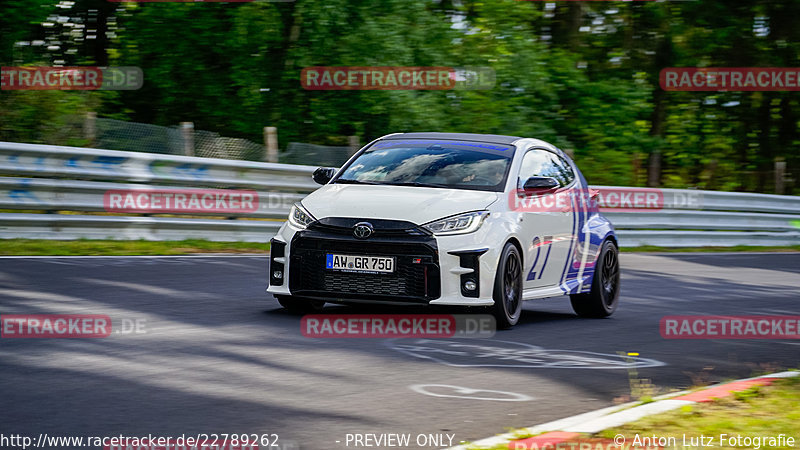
left=382, top=181, right=450, bottom=189
left=336, top=179, right=450, bottom=188
left=334, top=178, right=381, bottom=185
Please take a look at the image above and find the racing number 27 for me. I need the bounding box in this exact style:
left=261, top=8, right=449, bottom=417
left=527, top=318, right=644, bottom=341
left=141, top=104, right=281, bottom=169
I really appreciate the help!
left=526, top=235, right=553, bottom=281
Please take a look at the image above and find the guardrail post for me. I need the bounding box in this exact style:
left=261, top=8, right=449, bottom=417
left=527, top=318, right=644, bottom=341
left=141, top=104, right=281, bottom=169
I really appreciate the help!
left=348, top=135, right=360, bottom=156
left=264, top=126, right=279, bottom=163
left=632, top=153, right=642, bottom=185
left=85, top=112, right=97, bottom=147
left=181, top=122, right=195, bottom=157
left=648, top=150, right=661, bottom=187
left=775, top=158, right=786, bottom=195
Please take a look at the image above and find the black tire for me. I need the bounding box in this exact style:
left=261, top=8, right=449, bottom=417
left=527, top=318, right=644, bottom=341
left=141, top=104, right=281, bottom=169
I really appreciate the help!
left=276, top=295, right=325, bottom=314
left=491, top=243, right=523, bottom=329
left=570, top=240, right=620, bottom=318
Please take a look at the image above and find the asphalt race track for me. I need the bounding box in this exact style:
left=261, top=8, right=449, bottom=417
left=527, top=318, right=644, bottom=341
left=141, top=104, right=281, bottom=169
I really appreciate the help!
left=1, top=253, right=799, bottom=449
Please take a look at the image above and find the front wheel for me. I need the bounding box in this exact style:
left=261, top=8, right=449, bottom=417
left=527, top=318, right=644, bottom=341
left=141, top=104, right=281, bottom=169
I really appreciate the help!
left=491, top=243, right=523, bottom=329
left=570, top=240, right=620, bottom=318
left=276, top=295, right=325, bottom=314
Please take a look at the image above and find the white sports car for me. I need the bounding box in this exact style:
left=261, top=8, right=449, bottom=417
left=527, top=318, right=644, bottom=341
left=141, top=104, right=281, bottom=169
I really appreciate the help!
left=267, top=132, right=619, bottom=328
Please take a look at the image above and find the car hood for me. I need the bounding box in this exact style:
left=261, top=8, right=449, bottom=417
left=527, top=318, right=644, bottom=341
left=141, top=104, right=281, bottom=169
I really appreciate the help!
left=301, top=184, right=499, bottom=225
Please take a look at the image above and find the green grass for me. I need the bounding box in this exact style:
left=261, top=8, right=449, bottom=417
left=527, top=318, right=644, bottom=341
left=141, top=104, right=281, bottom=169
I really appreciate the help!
left=466, top=376, right=800, bottom=450
left=598, top=377, right=800, bottom=449
left=621, top=245, right=800, bottom=253
left=0, top=239, right=269, bottom=256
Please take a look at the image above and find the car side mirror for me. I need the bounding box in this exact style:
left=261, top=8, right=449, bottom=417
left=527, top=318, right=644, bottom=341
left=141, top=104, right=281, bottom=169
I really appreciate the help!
left=521, top=176, right=559, bottom=194
left=312, top=167, right=337, bottom=185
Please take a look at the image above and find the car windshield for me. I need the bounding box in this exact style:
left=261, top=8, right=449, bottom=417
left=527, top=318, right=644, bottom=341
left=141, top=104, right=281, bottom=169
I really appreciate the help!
left=335, top=139, right=515, bottom=192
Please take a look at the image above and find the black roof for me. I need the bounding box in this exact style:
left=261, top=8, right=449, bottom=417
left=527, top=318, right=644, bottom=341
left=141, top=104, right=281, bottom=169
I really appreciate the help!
left=383, top=132, right=521, bottom=145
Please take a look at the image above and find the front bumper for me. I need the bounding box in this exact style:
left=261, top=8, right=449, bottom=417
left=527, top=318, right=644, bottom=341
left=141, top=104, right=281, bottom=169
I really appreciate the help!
left=266, top=218, right=498, bottom=306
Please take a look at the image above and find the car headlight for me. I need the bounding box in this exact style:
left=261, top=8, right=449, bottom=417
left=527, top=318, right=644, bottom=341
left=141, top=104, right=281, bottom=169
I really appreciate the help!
left=423, top=211, right=489, bottom=235
left=288, top=203, right=316, bottom=229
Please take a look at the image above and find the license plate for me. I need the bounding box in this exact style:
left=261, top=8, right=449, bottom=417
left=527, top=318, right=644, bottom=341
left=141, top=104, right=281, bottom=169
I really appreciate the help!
left=325, top=254, right=395, bottom=273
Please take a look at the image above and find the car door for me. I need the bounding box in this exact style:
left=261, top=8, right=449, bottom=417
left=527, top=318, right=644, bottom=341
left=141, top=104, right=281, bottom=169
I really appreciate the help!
left=514, top=148, right=577, bottom=291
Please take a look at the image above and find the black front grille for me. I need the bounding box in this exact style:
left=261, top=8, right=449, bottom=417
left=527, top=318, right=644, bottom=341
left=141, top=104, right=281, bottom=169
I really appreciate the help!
left=308, top=217, right=429, bottom=238
left=289, top=219, right=440, bottom=303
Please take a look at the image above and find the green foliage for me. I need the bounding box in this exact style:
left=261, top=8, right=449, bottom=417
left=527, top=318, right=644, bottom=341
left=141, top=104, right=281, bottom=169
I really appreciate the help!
left=0, top=91, right=99, bottom=146
left=1, top=0, right=798, bottom=192
left=732, top=386, right=764, bottom=402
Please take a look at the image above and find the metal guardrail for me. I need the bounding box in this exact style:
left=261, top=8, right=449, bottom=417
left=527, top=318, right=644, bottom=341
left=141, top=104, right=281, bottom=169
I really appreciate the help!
left=0, top=177, right=302, bottom=219
left=615, top=230, right=800, bottom=247
left=592, top=185, right=800, bottom=215
left=1, top=142, right=799, bottom=246
left=604, top=210, right=799, bottom=232
left=0, top=142, right=319, bottom=191
left=0, top=213, right=279, bottom=242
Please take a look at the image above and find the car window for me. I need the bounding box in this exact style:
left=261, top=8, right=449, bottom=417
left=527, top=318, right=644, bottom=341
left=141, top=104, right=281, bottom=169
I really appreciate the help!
left=518, top=149, right=575, bottom=187
left=336, top=139, right=515, bottom=192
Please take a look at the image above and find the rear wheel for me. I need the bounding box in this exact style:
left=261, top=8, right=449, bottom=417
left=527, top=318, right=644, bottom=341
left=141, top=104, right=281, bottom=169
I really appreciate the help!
left=276, top=295, right=325, bottom=314
left=570, top=240, right=620, bottom=318
left=491, top=243, right=523, bottom=329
